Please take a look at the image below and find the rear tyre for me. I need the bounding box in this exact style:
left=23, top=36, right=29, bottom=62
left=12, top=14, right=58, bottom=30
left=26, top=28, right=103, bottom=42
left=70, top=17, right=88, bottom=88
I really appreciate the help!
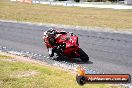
left=77, top=48, right=89, bottom=62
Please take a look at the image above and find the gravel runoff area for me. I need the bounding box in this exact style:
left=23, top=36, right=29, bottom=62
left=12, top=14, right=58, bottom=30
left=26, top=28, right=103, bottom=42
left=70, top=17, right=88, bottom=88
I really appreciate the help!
left=11, top=0, right=132, bottom=10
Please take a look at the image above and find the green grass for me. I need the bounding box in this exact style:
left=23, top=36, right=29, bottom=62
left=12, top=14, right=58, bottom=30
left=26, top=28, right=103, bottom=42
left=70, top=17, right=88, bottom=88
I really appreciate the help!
left=0, top=1, right=132, bottom=30
left=0, top=54, right=125, bottom=88
left=0, top=55, right=12, bottom=59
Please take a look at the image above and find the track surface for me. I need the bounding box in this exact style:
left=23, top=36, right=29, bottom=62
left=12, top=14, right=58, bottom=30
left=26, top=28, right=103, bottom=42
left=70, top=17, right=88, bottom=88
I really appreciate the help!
left=0, top=21, right=132, bottom=75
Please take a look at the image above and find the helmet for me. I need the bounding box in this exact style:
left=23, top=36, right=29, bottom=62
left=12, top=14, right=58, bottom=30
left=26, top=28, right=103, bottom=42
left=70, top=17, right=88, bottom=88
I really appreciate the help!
left=47, top=28, right=56, bottom=36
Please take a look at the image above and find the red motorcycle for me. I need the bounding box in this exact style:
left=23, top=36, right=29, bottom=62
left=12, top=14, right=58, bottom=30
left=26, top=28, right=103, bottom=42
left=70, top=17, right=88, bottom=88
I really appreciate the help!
left=43, top=30, right=89, bottom=62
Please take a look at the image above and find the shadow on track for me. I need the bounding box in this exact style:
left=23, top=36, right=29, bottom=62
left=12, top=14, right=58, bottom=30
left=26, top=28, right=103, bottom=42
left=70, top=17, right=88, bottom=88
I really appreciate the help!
left=52, top=56, right=93, bottom=65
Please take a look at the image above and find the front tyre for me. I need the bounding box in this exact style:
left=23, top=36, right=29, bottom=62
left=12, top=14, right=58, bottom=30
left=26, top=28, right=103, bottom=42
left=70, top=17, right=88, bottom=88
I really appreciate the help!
left=77, top=48, right=89, bottom=62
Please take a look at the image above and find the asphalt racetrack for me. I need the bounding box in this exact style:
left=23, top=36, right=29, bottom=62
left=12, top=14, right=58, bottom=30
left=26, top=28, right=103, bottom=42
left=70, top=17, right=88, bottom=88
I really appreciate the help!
left=0, top=21, right=132, bottom=76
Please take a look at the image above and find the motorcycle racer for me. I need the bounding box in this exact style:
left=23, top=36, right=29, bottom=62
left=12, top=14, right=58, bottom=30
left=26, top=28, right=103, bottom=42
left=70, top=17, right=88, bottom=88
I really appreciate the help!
left=43, top=28, right=67, bottom=57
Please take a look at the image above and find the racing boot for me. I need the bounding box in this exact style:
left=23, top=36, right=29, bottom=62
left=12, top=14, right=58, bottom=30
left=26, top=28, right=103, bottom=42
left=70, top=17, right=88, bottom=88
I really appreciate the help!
left=48, top=48, right=54, bottom=57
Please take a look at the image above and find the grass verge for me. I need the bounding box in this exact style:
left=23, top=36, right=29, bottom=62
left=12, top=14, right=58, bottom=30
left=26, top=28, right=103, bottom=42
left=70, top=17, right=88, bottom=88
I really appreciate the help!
left=0, top=1, right=132, bottom=30
left=0, top=53, right=125, bottom=88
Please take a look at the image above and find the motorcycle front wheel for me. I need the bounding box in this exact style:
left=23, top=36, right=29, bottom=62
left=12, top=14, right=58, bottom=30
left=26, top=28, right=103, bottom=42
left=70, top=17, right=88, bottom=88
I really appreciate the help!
left=77, top=48, right=89, bottom=62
